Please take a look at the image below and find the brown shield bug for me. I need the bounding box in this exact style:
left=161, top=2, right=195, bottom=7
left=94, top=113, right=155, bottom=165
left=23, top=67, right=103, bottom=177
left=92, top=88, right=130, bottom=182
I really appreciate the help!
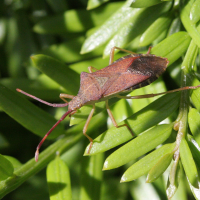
left=16, top=46, right=200, bottom=161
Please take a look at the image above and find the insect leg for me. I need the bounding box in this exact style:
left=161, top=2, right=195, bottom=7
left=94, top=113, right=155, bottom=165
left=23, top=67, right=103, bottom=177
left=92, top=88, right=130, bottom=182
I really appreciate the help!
left=105, top=100, right=134, bottom=136
left=59, top=93, right=75, bottom=103
left=116, top=84, right=200, bottom=99
left=83, top=105, right=96, bottom=153
left=109, top=46, right=152, bottom=64
left=147, top=46, right=152, bottom=54
left=109, top=46, right=137, bottom=64
left=88, top=66, right=99, bottom=73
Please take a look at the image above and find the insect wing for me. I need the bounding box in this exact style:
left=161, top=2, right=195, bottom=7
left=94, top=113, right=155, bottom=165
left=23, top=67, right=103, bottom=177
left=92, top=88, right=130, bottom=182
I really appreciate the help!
left=101, top=55, right=168, bottom=97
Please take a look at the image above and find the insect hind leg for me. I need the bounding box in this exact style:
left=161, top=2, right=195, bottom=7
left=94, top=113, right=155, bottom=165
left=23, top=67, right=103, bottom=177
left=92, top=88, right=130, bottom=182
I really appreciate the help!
left=105, top=100, right=134, bottom=136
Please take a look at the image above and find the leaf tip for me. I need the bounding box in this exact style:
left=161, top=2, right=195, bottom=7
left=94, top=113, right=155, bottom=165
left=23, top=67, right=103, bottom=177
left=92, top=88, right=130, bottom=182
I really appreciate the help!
left=120, top=175, right=127, bottom=183
left=102, top=160, right=109, bottom=170
left=145, top=175, right=150, bottom=183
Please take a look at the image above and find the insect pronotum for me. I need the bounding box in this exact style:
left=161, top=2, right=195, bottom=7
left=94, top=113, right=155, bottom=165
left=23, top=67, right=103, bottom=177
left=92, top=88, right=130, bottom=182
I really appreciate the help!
left=17, top=46, right=200, bottom=161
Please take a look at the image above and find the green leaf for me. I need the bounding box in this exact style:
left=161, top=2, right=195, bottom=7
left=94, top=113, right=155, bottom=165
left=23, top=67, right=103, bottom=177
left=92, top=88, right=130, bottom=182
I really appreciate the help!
left=34, top=2, right=123, bottom=34
left=87, top=0, right=109, bottom=10
left=130, top=0, right=164, bottom=8
left=31, top=55, right=79, bottom=94
left=180, top=0, right=200, bottom=48
left=167, top=17, right=181, bottom=36
left=190, top=77, right=200, bottom=112
left=41, top=36, right=104, bottom=64
left=188, top=108, right=200, bottom=146
left=139, top=13, right=173, bottom=47
left=47, top=157, right=72, bottom=200
left=46, top=0, right=68, bottom=13
left=121, top=143, right=175, bottom=182
left=80, top=153, right=104, bottom=200
left=0, top=154, right=14, bottom=181
left=185, top=138, right=200, bottom=199
left=0, top=84, right=64, bottom=138
left=81, top=0, right=139, bottom=54
left=190, top=0, right=200, bottom=24
left=166, top=162, right=182, bottom=199
left=187, top=181, right=200, bottom=200
left=151, top=31, right=191, bottom=64
left=103, top=2, right=172, bottom=56
left=84, top=93, right=180, bottom=155
left=187, top=135, right=200, bottom=171
left=103, top=124, right=173, bottom=170
left=146, top=152, right=173, bottom=183
left=179, top=138, right=199, bottom=188
left=3, top=156, right=22, bottom=171
left=0, top=19, right=6, bottom=44
left=0, top=133, right=9, bottom=149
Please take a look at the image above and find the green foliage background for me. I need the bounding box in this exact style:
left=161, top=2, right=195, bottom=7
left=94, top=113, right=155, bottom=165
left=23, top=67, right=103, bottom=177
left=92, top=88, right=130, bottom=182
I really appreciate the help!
left=1, top=0, right=200, bottom=199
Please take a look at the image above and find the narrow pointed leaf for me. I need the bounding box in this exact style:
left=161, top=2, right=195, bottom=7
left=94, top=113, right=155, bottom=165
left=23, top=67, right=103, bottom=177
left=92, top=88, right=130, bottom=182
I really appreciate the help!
left=80, top=153, right=104, bottom=200
left=187, top=136, right=200, bottom=171
left=34, top=3, right=123, bottom=34
left=139, top=14, right=172, bottom=46
left=103, top=124, right=173, bottom=170
left=190, top=0, right=200, bottom=24
left=187, top=181, right=200, bottom=200
left=84, top=93, right=180, bottom=155
left=0, top=84, right=64, bottom=138
left=47, top=157, right=72, bottom=200
left=151, top=31, right=191, bottom=64
left=130, top=0, right=163, bottom=8
left=121, top=143, right=175, bottom=182
left=103, top=2, right=172, bottom=56
left=3, top=156, right=22, bottom=171
left=146, top=152, right=173, bottom=183
left=0, top=154, right=14, bottom=181
left=81, top=0, right=138, bottom=54
left=41, top=36, right=104, bottom=64
left=168, top=18, right=181, bottom=36
left=180, top=0, right=200, bottom=48
left=31, top=55, right=79, bottom=94
left=180, top=138, right=199, bottom=188
left=188, top=108, right=200, bottom=146
left=190, top=77, right=200, bottom=112
left=46, top=0, right=68, bottom=13
left=87, top=0, right=109, bottom=10
left=166, top=162, right=182, bottom=199
left=0, top=133, right=9, bottom=149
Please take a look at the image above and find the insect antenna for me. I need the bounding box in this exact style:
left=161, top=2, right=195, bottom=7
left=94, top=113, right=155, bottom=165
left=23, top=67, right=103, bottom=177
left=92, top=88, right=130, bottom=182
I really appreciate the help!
left=16, top=88, right=68, bottom=107
left=35, top=109, right=73, bottom=162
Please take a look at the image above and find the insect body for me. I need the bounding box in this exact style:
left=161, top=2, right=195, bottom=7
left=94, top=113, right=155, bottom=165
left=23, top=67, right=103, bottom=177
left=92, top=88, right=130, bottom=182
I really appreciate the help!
left=16, top=47, right=199, bottom=161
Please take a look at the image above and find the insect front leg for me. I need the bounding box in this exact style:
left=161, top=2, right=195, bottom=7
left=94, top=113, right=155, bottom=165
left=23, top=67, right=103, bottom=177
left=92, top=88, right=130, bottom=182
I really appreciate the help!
left=59, top=93, right=75, bottom=103
left=83, top=105, right=96, bottom=153
left=88, top=66, right=99, bottom=73
left=105, top=100, right=134, bottom=136
left=109, top=46, right=152, bottom=64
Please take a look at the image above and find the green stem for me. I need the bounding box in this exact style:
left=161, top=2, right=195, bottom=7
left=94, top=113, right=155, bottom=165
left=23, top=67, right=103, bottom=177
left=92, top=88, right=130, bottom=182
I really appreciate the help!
left=171, top=39, right=198, bottom=182
left=174, top=39, right=198, bottom=143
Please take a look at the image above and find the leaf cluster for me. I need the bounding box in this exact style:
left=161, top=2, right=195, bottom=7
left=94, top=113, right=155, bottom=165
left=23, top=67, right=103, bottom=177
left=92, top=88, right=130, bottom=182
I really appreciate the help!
left=1, top=0, right=200, bottom=200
